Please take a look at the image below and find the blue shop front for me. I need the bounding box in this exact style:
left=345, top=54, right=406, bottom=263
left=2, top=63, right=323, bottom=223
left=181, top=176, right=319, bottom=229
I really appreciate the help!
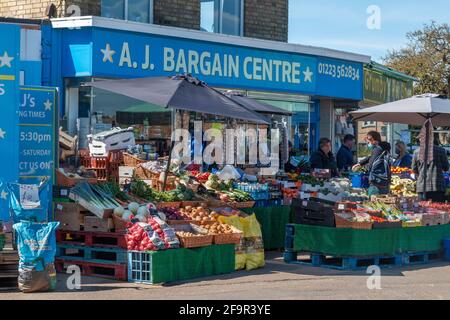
left=44, top=16, right=369, bottom=158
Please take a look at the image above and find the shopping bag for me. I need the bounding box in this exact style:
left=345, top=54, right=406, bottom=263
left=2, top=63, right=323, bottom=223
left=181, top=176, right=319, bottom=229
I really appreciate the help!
left=13, top=221, right=59, bottom=293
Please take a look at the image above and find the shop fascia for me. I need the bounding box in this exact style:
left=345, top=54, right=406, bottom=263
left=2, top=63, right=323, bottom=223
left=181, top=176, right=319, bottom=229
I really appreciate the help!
left=115, top=42, right=305, bottom=83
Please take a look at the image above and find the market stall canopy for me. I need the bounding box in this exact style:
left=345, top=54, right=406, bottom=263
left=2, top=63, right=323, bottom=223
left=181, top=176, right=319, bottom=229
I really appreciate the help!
left=87, top=75, right=270, bottom=124
left=225, top=92, right=293, bottom=116
left=350, top=94, right=450, bottom=126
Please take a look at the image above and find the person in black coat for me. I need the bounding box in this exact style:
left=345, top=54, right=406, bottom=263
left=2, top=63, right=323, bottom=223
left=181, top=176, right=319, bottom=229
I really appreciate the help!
left=310, top=138, right=339, bottom=177
left=336, top=134, right=355, bottom=171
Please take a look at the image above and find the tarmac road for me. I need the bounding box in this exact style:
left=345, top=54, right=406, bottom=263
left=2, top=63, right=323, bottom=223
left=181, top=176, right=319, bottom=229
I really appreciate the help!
left=2, top=252, right=450, bottom=300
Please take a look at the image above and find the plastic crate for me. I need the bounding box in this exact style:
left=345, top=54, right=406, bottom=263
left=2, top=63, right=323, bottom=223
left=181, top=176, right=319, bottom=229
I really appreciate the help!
left=349, top=173, right=369, bottom=188
left=444, top=238, right=450, bottom=249
left=445, top=173, right=450, bottom=188
left=128, top=251, right=154, bottom=284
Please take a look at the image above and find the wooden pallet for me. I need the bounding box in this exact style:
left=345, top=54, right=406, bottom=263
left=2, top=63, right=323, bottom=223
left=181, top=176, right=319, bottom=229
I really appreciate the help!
left=0, top=235, right=19, bottom=291
left=56, top=230, right=127, bottom=249
left=283, top=251, right=443, bottom=270
left=56, top=244, right=127, bottom=264
left=55, top=258, right=127, bottom=281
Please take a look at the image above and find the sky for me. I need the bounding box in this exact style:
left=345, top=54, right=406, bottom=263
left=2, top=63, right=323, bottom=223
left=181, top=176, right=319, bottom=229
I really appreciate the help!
left=288, top=0, right=450, bottom=62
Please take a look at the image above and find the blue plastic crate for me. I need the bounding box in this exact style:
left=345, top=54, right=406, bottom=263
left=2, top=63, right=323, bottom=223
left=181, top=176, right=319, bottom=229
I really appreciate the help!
left=349, top=173, right=369, bottom=188
left=443, top=238, right=450, bottom=249
left=445, top=173, right=450, bottom=188
left=128, top=251, right=154, bottom=284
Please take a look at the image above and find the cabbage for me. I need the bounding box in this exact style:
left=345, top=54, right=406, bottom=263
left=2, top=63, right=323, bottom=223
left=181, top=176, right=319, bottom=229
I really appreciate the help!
left=157, top=211, right=167, bottom=221
left=135, top=214, right=147, bottom=222
left=122, top=210, right=133, bottom=221
left=128, top=202, right=140, bottom=214
left=137, top=206, right=150, bottom=217
left=114, top=206, right=125, bottom=217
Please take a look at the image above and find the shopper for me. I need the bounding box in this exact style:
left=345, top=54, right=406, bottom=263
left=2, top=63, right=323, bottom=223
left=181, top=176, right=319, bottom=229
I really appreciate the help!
left=336, top=134, right=355, bottom=172
left=353, top=131, right=391, bottom=196
left=412, top=138, right=449, bottom=202
left=393, top=140, right=413, bottom=168
left=310, top=138, right=339, bottom=177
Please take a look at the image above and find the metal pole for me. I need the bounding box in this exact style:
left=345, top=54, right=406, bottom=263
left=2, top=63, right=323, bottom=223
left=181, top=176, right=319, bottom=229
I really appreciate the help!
left=423, top=119, right=430, bottom=197
left=163, top=108, right=176, bottom=191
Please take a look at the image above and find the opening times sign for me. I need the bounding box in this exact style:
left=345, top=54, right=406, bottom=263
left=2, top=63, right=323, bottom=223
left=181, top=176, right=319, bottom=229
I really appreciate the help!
left=18, top=86, right=57, bottom=183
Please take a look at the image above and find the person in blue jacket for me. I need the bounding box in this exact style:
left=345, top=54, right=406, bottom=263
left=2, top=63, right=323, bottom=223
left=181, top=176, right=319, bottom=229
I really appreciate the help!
left=393, top=140, right=412, bottom=168
left=336, top=134, right=355, bottom=172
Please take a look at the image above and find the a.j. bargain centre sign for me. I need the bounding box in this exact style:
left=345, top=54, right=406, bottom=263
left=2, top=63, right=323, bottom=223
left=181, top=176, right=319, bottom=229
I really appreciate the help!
left=56, top=25, right=364, bottom=100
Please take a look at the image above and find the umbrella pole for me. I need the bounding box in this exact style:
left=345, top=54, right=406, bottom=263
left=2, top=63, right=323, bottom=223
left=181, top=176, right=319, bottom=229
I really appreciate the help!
left=163, top=140, right=175, bottom=192
left=163, top=108, right=176, bottom=192
left=423, top=118, right=430, bottom=198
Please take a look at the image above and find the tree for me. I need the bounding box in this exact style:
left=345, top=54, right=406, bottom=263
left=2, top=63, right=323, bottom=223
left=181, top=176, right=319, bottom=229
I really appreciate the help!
left=383, top=21, right=449, bottom=98
left=384, top=22, right=450, bottom=145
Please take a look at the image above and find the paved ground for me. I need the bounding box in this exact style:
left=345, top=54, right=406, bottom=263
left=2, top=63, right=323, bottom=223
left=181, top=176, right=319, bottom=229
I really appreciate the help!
left=2, top=252, right=450, bottom=300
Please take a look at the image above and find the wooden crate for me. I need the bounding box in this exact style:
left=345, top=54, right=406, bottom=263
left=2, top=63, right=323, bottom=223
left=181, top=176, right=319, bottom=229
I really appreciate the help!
left=123, top=152, right=147, bottom=167
left=371, top=195, right=400, bottom=207
left=84, top=216, right=114, bottom=233
left=69, top=193, right=114, bottom=219
left=54, top=202, right=90, bottom=232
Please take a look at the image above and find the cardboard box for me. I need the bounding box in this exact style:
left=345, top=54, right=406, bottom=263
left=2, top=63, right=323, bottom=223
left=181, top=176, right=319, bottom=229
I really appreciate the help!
left=54, top=202, right=89, bottom=231
left=84, top=216, right=114, bottom=233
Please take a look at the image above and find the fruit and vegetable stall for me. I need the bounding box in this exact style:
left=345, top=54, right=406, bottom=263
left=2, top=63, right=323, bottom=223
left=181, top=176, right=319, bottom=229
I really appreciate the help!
left=6, top=135, right=450, bottom=291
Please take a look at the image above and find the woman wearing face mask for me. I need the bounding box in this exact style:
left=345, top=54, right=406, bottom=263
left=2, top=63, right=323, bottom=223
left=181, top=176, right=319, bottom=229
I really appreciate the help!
left=393, top=141, right=412, bottom=168
left=352, top=131, right=391, bottom=196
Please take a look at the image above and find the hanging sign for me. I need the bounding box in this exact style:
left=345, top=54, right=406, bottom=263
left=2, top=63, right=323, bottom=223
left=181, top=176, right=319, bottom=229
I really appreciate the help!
left=18, top=86, right=58, bottom=184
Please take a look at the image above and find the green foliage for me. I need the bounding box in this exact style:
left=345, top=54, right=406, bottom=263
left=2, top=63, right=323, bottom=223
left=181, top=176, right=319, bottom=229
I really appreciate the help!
left=383, top=21, right=449, bottom=98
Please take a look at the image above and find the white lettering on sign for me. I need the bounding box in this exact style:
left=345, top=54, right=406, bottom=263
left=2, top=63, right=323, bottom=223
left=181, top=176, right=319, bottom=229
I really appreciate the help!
left=164, top=47, right=175, bottom=72
left=119, top=42, right=132, bottom=68
left=142, top=45, right=151, bottom=70
left=20, top=93, right=35, bottom=108
left=105, top=43, right=320, bottom=85
left=0, top=83, right=5, bottom=96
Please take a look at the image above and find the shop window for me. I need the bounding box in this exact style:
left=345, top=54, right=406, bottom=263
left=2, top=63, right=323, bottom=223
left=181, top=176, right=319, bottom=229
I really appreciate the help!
left=201, top=0, right=244, bottom=36
left=101, top=0, right=154, bottom=23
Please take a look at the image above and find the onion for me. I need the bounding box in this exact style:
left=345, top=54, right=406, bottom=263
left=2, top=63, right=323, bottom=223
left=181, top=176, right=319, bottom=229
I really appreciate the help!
left=128, top=202, right=140, bottom=214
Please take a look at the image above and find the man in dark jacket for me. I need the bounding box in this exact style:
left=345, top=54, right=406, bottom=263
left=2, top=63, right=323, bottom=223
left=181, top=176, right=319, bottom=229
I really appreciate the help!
left=352, top=131, right=390, bottom=196
left=310, top=138, right=339, bottom=177
left=412, top=141, right=449, bottom=202
left=336, top=134, right=355, bottom=171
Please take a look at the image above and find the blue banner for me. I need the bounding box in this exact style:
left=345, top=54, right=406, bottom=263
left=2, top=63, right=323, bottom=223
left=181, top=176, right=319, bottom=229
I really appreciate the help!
left=62, top=28, right=363, bottom=100
left=0, top=24, right=20, bottom=221
left=18, top=86, right=57, bottom=184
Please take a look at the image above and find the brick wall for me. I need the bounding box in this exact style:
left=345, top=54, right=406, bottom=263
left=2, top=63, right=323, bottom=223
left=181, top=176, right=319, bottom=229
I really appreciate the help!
left=0, top=0, right=58, bottom=19
left=0, top=0, right=288, bottom=42
left=153, top=0, right=200, bottom=30
left=244, top=0, right=288, bottom=42
left=0, top=0, right=99, bottom=19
